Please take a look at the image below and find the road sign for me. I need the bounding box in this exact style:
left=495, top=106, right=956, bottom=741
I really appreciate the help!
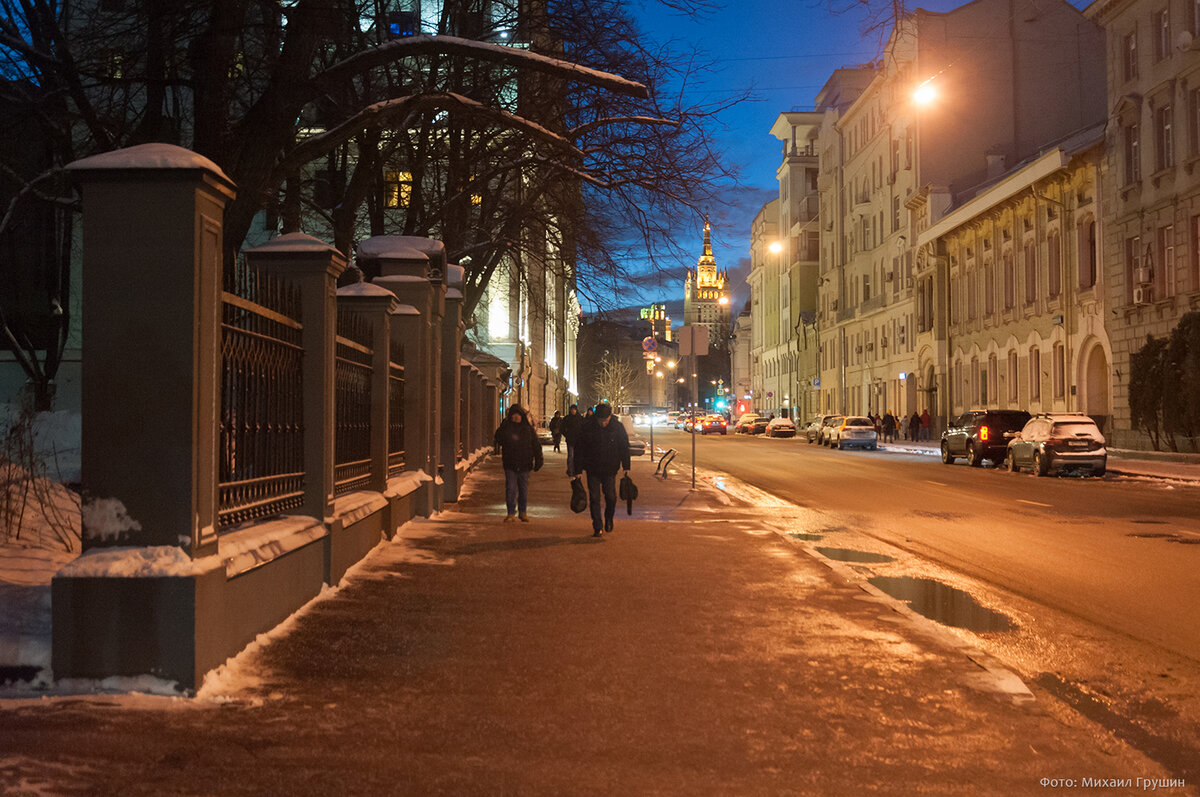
left=642, top=336, right=657, bottom=352
left=677, top=325, right=709, bottom=356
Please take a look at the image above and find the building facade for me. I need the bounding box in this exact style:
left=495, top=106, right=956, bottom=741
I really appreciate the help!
left=684, top=218, right=732, bottom=345
left=1087, top=0, right=1200, bottom=447
left=814, top=0, right=1105, bottom=430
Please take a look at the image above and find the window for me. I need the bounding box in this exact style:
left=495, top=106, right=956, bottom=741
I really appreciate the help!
left=384, top=171, right=412, bottom=207
left=1154, top=8, right=1170, bottom=61
left=1030, top=346, right=1042, bottom=401
left=1157, top=224, right=1175, bottom=298
left=978, top=360, right=987, bottom=405
left=1194, top=0, right=1200, bottom=35
left=984, top=261, right=995, bottom=316
left=1003, top=251, right=1015, bottom=308
left=1125, top=235, right=1143, bottom=303
left=1124, top=30, right=1139, bottom=81
left=1125, top=123, right=1142, bottom=183
left=1053, top=343, right=1066, bottom=399
left=1079, top=219, right=1098, bottom=289
left=988, top=355, right=998, bottom=404
left=1155, top=104, right=1175, bottom=171
left=893, top=196, right=901, bottom=232
left=1190, top=88, right=1200, bottom=158
left=967, top=270, right=977, bottom=319
left=1024, top=240, right=1037, bottom=305
left=1008, top=350, right=1019, bottom=401
left=1047, top=232, right=1062, bottom=298
left=1193, top=216, right=1200, bottom=292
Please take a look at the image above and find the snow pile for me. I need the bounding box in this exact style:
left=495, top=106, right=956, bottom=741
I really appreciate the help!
left=56, top=546, right=220, bottom=579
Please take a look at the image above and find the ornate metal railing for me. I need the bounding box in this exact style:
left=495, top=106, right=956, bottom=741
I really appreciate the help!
left=334, top=309, right=374, bottom=495
left=218, top=259, right=305, bottom=529
left=387, top=336, right=406, bottom=476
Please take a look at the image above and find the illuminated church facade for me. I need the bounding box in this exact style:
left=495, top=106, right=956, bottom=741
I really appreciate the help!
left=683, top=217, right=731, bottom=345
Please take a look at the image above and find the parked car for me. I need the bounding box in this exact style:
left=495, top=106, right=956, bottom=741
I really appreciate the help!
left=765, top=417, right=796, bottom=438
left=749, top=417, right=770, bottom=435
left=675, top=414, right=690, bottom=429
left=734, top=412, right=762, bottom=434
left=819, top=415, right=844, bottom=446
left=940, top=409, right=1031, bottom=467
left=700, top=414, right=729, bottom=435
left=830, top=416, right=878, bottom=450
left=803, top=414, right=837, bottom=444
left=1005, top=413, right=1106, bottom=476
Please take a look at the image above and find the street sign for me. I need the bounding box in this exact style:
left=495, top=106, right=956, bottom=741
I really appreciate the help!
left=812, top=377, right=821, bottom=388
left=677, top=325, right=709, bottom=356
left=642, top=336, right=658, bottom=352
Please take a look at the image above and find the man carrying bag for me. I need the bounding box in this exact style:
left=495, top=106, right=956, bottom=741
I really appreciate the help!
left=571, top=403, right=630, bottom=537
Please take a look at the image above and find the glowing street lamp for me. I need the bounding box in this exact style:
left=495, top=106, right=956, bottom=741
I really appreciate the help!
left=913, top=81, right=938, bottom=106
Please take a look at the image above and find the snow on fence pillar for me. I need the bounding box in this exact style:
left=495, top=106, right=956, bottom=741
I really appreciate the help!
left=336, top=282, right=398, bottom=494
left=244, top=233, right=347, bottom=522
left=440, top=265, right=465, bottom=502
left=361, top=237, right=436, bottom=516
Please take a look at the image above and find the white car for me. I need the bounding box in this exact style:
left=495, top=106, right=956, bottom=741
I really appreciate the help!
left=804, top=414, right=837, bottom=444
left=830, top=416, right=878, bottom=450
left=765, top=417, right=797, bottom=438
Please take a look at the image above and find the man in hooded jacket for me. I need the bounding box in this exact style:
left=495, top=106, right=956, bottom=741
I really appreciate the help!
left=571, top=403, right=630, bottom=537
left=493, top=405, right=543, bottom=521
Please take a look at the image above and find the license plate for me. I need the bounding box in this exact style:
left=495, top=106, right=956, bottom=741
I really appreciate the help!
left=1067, top=440, right=1088, bottom=449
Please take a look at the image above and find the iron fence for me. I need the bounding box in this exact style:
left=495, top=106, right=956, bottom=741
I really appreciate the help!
left=334, top=310, right=374, bottom=495
left=219, top=260, right=305, bottom=528
left=387, top=337, right=406, bottom=476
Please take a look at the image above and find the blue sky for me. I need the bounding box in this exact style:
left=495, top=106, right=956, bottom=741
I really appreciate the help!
left=609, top=0, right=1087, bottom=314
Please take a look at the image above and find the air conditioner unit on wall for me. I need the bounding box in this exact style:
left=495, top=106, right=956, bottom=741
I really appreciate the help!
left=1135, top=267, right=1153, bottom=285
left=1133, top=286, right=1151, bottom=305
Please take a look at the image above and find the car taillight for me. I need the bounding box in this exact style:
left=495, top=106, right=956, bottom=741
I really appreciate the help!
left=979, top=425, right=990, bottom=442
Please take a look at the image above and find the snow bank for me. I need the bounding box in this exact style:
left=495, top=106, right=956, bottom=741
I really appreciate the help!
left=56, top=546, right=220, bottom=578
left=80, top=497, right=141, bottom=542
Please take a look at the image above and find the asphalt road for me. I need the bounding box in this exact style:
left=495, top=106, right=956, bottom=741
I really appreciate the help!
left=649, top=427, right=1200, bottom=664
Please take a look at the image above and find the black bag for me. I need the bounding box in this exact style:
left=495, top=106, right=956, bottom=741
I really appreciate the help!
left=570, top=477, right=588, bottom=513
left=618, top=474, right=638, bottom=515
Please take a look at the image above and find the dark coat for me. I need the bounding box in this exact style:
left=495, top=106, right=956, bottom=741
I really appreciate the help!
left=560, top=411, right=583, bottom=444
left=548, top=415, right=562, bottom=434
left=573, top=416, right=631, bottom=476
left=494, top=417, right=543, bottom=472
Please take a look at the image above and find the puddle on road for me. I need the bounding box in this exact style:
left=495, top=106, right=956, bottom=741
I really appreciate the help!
left=815, top=547, right=895, bottom=564
left=789, top=532, right=824, bottom=542
left=868, top=575, right=1016, bottom=633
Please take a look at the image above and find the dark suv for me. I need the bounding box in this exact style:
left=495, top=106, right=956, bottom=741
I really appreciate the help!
left=940, top=409, right=1031, bottom=467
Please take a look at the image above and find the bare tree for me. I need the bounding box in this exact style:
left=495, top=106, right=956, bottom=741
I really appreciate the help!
left=592, top=351, right=637, bottom=410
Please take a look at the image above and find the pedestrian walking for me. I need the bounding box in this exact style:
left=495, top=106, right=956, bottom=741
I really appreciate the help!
left=561, top=404, right=583, bottom=475
left=882, top=410, right=897, bottom=444
left=920, top=408, right=932, bottom=441
left=909, top=410, right=922, bottom=442
left=493, top=404, right=543, bottom=522
left=571, top=403, right=631, bottom=537
left=899, top=414, right=910, bottom=441
left=548, top=410, right=563, bottom=452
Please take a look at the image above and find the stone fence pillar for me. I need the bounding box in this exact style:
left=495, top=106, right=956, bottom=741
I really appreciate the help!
left=64, top=144, right=234, bottom=555
left=336, top=283, right=399, bottom=494
left=440, top=265, right=465, bottom=502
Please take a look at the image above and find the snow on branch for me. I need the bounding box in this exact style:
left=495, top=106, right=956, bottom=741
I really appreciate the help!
left=274, top=92, right=584, bottom=183
left=319, top=34, right=649, bottom=100
left=568, top=116, right=680, bottom=140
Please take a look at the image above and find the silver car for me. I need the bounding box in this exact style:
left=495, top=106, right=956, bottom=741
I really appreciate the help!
left=830, top=416, right=878, bottom=450
left=1004, top=413, right=1106, bottom=476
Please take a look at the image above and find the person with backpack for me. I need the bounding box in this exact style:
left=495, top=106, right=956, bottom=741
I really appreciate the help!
left=571, top=403, right=630, bottom=537
left=493, top=404, right=543, bottom=522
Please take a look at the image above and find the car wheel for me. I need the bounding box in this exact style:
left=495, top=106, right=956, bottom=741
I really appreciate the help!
left=1094, top=466, right=1106, bottom=477
left=1005, top=450, right=1019, bottom=473
left=1033, top=450, right=1048, bottom=477
left=966, top=443, right=983, bottom=467
left=940, top=442, right=955, bottom=465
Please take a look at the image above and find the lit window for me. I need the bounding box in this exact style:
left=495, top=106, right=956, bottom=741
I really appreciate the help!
left=385, top=171, right=411, bottom=208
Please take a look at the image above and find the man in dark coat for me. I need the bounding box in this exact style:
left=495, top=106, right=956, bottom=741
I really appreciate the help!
left=560, top=404, right=583, bottom=476
left=571, top=403, right=630, bottom=537
left=493, top=404, right=543, bottom=522
left=548, top=410, right=563, bottom=452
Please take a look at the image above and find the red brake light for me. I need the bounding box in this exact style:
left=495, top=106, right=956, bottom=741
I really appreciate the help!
left=979, top=426, right=990, bottom=442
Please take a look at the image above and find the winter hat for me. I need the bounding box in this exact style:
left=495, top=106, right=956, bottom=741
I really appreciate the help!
left=594, top=403, right=612, bottom=419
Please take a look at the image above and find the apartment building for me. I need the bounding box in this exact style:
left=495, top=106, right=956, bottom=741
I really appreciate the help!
left=815, top=0, right=1105, bottom=428
left=1087, top=0, right=1200, bottom=447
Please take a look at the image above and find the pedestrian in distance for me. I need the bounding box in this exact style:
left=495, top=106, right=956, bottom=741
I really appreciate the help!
left=561, top=404, right=583, bottom=475
left=920, top=408, right=932, bottom=441
left=571, top=403, right=631, bottom=538
left=882, top=410, right=897, bottom=444
left=548, top=410, right=563, bottom=452
left=493, top=404, right=543, bottom=522
left=909, top=410, right=922, bottom=442
left=899, top=413, right=910, bottom=441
